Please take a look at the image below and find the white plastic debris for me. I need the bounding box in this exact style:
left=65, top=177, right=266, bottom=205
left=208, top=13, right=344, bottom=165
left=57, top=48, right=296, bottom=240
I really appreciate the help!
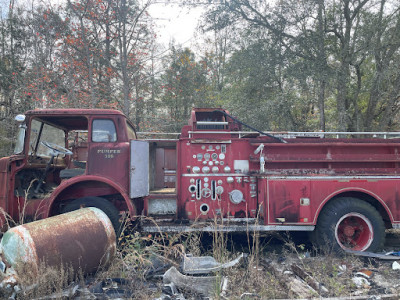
left=392, top=261, right=400, bottom=270
left=352, top=276, right=370, bottom=288
left=338, top=264, right=347, bottom=272
left=182, top=253, right=245, bottom=274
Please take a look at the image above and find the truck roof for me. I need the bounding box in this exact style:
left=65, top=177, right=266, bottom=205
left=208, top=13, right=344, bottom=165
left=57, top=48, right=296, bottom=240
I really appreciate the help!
left=24, top=109, right=128, bottom=130
left=25, top=108, right=126, bottom=117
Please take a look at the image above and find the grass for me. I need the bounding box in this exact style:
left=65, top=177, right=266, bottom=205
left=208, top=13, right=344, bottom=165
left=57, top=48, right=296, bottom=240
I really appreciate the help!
left=4, top=229, right=400, bottom=299
left=2, top=212, right=400, bottom=299
left=91, top=225, right=400, bottom=299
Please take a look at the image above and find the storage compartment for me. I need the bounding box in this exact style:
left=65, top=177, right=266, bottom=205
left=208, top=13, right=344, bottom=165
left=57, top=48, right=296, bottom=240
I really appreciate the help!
left=148, top=140, right=177, bottom=191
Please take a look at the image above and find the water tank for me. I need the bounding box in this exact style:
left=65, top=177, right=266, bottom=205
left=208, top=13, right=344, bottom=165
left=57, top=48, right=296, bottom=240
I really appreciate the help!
left=0, top=207, right=116, bottom=276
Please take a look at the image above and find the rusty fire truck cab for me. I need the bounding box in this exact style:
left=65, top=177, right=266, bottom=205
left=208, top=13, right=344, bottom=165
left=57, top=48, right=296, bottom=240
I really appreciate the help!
left=0, top=109, right=143, bottom=233
left=1, top=107, right=400, bottom=253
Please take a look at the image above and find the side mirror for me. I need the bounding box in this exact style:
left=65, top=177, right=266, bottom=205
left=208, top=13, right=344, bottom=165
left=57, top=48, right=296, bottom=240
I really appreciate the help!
left=15, top=114, right=26, bottom=122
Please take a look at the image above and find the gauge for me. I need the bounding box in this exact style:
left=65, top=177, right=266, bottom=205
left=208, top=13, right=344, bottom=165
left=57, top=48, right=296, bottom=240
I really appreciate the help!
left=216, top=186, right=224, bottom=195
left=219, top=153, right=225, bottom=160
left=208, top=145, right=213, bottom=150
left=229, top=190, right=244, bottom=204
left=192, top=166, right=200, bottom=173
left=204, top=153, right=210, bottom=160
left=211, top=153, right=218, bottom=160
left=202, top=166, right=210, bottom=173
left=202, top=188, right=211, bottom=198
left=197, top=153, right=203, bottom=161
left=212, top=166, right=219, bottom=173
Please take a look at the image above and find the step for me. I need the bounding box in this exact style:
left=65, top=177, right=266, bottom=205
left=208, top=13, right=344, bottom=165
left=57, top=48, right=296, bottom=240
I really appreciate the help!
left=147, top=197, right=177, bottom=215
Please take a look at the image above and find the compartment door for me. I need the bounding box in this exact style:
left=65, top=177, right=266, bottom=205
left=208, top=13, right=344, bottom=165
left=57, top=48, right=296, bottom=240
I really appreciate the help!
left=130, top=140, right=149, bottom=198
left=268, top=179, right=311, bottom=224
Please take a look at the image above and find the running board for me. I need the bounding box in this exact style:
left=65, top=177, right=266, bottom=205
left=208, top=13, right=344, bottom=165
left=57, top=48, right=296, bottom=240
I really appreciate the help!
left=141, top=224, right=315, bottom=233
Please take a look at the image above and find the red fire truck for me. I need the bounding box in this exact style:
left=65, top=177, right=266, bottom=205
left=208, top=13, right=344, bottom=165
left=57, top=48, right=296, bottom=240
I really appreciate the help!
left=1, top=107, right=399, bottom=252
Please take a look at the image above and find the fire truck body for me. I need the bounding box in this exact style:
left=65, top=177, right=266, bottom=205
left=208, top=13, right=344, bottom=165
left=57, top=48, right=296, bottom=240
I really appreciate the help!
left=144, top=108, right=400, bottom=252
left=1, top=107, right=399, bottom=252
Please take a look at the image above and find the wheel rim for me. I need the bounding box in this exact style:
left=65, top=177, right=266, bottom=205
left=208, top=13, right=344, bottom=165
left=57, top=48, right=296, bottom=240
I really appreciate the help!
left=335, top=213, right=373, bottom=251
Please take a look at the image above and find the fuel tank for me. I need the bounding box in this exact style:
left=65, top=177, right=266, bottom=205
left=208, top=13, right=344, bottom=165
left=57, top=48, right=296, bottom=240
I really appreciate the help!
left=0, top=207, right=116, bottom=275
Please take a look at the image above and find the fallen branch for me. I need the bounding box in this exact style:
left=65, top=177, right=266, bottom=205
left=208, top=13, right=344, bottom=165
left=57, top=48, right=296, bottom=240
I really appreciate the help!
left=291, top=263, right=329, bottom=296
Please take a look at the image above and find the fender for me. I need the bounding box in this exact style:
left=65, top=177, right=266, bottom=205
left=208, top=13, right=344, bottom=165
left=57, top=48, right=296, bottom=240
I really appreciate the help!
left=44, top=175, right=137, bottom=218
left=314, top=187, right=394, bottom=224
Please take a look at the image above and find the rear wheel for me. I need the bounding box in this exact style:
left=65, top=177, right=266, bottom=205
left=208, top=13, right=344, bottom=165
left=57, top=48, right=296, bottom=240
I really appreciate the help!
left=312, top=197, right=385, bottom=252
left=63, top=197, right=122, bottom=237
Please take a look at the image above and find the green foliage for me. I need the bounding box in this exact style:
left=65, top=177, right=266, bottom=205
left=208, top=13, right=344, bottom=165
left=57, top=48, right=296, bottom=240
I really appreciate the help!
left=160, top=47, right=211, bottom=131
left=200, top=0, right=400, bottom=132
left=1, top=0, right=400, bottom=134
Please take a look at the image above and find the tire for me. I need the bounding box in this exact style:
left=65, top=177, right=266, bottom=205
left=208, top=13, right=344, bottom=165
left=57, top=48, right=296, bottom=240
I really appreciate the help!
left=312, top=197, right=385, bottom=253
left=63, top=196, right=122, bottom=237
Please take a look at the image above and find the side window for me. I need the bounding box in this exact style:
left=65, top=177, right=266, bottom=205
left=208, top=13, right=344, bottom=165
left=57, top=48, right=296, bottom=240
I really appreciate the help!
left=92, top=119, right=117, bottom=142
left=126, top=121, right=136, bottom=140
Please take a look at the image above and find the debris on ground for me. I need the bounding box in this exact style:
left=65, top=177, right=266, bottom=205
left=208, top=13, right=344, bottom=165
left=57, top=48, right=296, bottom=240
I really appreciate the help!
left=291, top=263, right=329, bottom=296
left=352, top=275, right=370, bottom=289
left=392, top=261, right=400, bottom=270
left=144, top=254, right=173, bottom=279
left=355, top=269, right=373, bottom=279
left=1, top=225, right=400, bottom=299
left=261, top=259, right=318, bottom=299
left=182, top=252, right=245, bottom=274
left=344, top=249, right=400, bottom=260
left=158, top=282, right=186, bottom=300
left=163, top=266, right=223, bottom=298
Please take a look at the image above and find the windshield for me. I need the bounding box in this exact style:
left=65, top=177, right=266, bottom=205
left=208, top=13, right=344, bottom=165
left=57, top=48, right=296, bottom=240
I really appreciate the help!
left=14, top=125, right=26, bottom=154
left=29, top=119, right=66, bottom=156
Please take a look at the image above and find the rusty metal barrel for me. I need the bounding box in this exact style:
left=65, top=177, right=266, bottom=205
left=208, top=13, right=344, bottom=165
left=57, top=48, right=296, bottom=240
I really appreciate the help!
left=0, top=207, right=116, bottom=276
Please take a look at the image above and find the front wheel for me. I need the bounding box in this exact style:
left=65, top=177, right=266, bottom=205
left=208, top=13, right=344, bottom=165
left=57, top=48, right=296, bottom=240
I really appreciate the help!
left=312, top=197, right=385, bottom=252
left=63, top=197, right=122, bottom=237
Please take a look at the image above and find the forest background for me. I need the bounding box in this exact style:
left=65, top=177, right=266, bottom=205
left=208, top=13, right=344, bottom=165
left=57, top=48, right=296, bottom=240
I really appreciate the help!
left=0, top=0, right=399, bottom=156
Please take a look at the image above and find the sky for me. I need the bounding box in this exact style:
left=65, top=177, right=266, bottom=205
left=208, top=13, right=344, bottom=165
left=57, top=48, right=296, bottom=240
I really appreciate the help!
left=0, top=0, right=205, bottom=45
left=148, top=1, right=205, bottom=47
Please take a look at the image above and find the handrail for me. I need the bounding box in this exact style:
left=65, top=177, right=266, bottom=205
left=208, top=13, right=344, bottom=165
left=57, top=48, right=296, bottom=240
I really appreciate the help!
left=189, top=131, right=400, bottom=139
left=137, top=131, right=400, bottom=139
left=196, top=121, right=229, bottom=125
left=271, top=131, right=400, bottom=139
left=137, top=132, right=180, bottom=136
